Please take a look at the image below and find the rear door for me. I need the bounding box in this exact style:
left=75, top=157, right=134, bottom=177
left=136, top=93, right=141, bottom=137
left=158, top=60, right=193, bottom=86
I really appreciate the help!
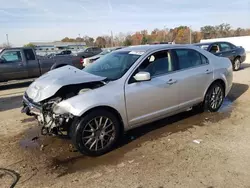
left=93, top=47, right=102, bottom=55
left=23, top=49, right=41, bottom=77
left=171, top=48, right=213, bottom=109
left=85, top=48, right=94, bottom=57
left=0, top=50, right=28, bottom=81
left=218, top=42, right=235, bottom=62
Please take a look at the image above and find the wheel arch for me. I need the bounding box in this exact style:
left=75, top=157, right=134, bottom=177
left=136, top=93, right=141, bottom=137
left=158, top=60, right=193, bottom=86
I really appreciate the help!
left=234, top=55, right=241, bottom=61
left=204, top=79, right=226, bottom=99
left=80, top=105, right=125, bottom=134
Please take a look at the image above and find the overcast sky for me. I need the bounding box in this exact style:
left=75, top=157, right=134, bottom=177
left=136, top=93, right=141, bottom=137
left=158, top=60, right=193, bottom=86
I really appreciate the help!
left=0, top=0, right=249, bottom=46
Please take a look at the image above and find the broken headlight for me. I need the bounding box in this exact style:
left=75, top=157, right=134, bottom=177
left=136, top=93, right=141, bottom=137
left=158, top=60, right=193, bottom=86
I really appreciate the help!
left=53, top=101, right=73, bottom=114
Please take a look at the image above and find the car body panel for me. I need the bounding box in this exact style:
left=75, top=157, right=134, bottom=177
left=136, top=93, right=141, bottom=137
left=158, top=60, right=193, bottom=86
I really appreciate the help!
left=55, top=81, right=129, bottom=128
left=174, top=63, right=214, bottom=110
left=26, top=65, right=105, bottom=103
left=24, top=44, right=233, bottom=131
left=125, top=73, right=179, bottom=126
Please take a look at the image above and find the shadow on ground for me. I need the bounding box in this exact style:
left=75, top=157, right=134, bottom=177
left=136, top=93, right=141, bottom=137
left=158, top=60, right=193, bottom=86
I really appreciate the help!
left=0, top=95, right=23, bottom=112
left=227, top=82, right=249, bottom=102
left=15, top=82, right=249, bottom=176
left=0, top=81, right=32, bottom=90
left=241, top=63, right=250, bottom=70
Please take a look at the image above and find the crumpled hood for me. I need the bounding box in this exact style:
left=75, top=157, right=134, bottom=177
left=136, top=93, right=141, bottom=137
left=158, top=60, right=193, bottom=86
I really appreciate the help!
left=26, top=65, right=106, bottom=103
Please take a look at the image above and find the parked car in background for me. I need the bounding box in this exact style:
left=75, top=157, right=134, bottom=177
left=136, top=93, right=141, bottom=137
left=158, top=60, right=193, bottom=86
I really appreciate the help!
left=194, top=41, right=246, bottom=71
left=22, top=44, right=232, bottom=156
left=0, top=47, right=83, bottom=82
left=82, top=47, right=124, bottom=67
left=55, top=50, right=72, bottom=56
left=78, top=47, right=102, bottom=65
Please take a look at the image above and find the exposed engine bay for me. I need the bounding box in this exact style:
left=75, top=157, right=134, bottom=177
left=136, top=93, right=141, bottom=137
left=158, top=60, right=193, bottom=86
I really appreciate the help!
left=22, top=81, right=105, bottom=136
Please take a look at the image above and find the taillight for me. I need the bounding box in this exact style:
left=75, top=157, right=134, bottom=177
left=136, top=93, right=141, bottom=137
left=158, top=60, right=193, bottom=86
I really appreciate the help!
left=80, top=57, right=84, bottom=65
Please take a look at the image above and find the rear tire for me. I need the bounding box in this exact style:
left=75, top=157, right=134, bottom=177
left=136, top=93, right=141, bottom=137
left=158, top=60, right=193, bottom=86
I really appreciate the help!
left=233, top=57, right=241, bottom=71
left=71, top=110, right=121, bottom=156
left=203, top=83, right=225, bottom=112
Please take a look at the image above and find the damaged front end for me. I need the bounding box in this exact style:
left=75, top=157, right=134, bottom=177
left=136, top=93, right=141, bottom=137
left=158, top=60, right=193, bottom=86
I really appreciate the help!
left=21, top=65, right=107, bottom=137
left=22, top=93, right=74, bottom=136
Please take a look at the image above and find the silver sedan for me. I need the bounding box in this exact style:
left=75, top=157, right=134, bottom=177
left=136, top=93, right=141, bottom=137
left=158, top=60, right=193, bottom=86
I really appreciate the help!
left=22, top=44, right=233, bottom=156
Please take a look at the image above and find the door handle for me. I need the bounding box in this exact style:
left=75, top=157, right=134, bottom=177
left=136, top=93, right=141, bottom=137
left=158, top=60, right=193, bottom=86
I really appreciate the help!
left=167, top=79, right=177, bottom=85
left=205, top=69, right=212, bottom=74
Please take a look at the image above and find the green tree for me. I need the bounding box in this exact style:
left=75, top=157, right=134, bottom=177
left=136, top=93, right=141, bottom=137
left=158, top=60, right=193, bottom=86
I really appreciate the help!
left=201, top=25, right=217, bottom=39
left=123, top=35, right=132, bottom=46
left=23, top=43, right=35, bottom=47
left=95, top=36, right=106, bottom=48
left=141, top=35, right=148, bottom=44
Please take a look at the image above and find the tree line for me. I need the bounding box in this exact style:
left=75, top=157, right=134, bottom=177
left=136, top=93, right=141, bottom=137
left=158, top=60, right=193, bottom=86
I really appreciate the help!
left=5, top=23, right=249, bottom=48
left=60, top=23, right=250, bottom=48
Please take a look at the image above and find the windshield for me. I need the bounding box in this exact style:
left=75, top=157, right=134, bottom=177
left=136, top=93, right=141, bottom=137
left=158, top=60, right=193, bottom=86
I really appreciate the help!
left=84, top=51, right=141, bottom=80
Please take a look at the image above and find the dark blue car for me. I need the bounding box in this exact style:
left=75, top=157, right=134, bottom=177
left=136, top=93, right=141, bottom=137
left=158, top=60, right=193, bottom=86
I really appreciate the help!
left=194, top=41, right=246, bottom=71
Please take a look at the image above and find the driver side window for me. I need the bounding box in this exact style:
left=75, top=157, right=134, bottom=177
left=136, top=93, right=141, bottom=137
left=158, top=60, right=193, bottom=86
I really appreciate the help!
left=137, top=50, right=174, bottom=77
left=85, top=48, right=91, bottom=52
left=1, top=51, right=22, bottom=63
left=209, top=44, right=220, bottom=54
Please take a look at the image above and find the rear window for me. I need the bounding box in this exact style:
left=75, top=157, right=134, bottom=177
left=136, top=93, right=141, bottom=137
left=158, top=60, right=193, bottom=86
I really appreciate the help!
left=24, top=49, right=36, bottom=60
left=174, top=49, right=208, bottom=70
left=196, top=44, right=209, bottom=50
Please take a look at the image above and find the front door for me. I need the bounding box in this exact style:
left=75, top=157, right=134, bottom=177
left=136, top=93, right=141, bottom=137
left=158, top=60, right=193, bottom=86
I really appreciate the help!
left=0, top=50, right=28, bottom=81
left=125, top=50, right=180, bottom=126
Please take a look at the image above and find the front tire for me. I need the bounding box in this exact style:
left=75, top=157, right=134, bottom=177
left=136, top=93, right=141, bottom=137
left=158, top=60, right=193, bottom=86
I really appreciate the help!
left=233, top=57, right=241, bottom=71
left=71, top=110, right=121, bottom=156
left=203, top=83, right=225, bottom=112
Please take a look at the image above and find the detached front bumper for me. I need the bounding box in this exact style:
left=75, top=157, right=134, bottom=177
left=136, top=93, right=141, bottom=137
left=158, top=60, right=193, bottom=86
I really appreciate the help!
left=21, top=93, right=42, bottom=116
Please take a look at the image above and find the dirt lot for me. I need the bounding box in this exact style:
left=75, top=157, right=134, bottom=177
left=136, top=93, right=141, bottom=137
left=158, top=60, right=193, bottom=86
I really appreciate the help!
left=1, top=55, right=250, bottom=188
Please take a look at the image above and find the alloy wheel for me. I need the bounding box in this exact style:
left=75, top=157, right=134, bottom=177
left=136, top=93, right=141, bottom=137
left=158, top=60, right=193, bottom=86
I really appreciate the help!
left=234, top=59, right=241, bottom=70
left=81, top=116, right=115, bottom=151
left=209, top=86, right=223, bottom=110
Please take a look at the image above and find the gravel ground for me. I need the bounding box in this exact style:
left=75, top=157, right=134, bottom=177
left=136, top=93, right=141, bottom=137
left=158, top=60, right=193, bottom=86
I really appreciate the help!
left=0, top=54, right=250, bottom=188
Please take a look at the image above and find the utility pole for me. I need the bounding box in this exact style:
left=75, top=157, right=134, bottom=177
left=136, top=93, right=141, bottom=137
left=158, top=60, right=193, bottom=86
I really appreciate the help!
left=110, top=30, right=113, bottom=47
left=189, top=26, right=192, bottom=44
left=6, top=34, right=10, bottom=47
left=78, top=34, right=81, bottom=49
left=164, top=26, right=166, bottom=42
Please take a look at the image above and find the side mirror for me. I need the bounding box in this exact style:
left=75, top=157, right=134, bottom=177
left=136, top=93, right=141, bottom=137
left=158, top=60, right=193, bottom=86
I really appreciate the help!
left=133, top=71, right=151, bottom=82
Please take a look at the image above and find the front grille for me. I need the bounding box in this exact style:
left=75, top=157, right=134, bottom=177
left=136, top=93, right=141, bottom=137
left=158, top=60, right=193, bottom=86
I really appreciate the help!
left=23, top=93, right=42, bottom=113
